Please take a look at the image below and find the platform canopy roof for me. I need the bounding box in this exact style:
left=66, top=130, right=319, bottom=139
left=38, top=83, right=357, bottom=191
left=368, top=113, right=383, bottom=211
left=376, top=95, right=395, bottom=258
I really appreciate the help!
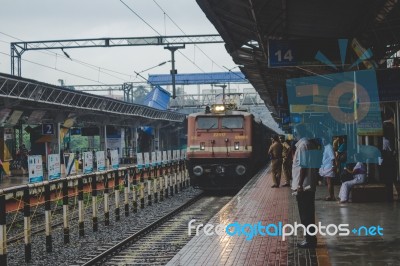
left=0, top=73, right=185, bottom=128
left=196, top=0, right=400, bottom=116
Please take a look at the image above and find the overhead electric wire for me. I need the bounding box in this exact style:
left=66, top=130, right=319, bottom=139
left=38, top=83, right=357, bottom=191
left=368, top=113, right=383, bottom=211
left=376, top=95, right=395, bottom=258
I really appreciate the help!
left=1, top=1, right=227, bottom=84
left=136, top=60, right=171, bottom=74
left=119, top=0, right=207, bottom=73
left=0, top=31, right=133, bottom=82
left=0, top=51, right=109, bottom=85
left=222, top=65, right=247, bottom=80
left=0, top=31, right=19, bottom=40
left=0, top=31, right=132, bottom=78
left=119, top=0, right=163, bottom=36
left=152, top=0, right=225, bottom=71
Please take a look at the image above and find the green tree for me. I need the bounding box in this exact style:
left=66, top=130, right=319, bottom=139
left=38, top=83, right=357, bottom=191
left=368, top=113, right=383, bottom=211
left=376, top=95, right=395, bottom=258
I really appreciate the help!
left=133, top=85, right=149, bottom=104
left=69, top=136, right=99, bottom=152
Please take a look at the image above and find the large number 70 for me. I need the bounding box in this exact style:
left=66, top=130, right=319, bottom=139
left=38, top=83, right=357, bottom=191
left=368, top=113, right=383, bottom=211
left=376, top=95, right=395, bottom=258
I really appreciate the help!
left=295, top=81, right=370, bottom=124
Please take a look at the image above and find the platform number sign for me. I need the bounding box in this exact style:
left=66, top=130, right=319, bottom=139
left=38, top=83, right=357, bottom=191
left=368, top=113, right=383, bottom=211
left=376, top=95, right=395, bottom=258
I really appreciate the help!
left=268, top=40, right=297, bottom=67
left=42, top=123, right=55, bottom=135
left=274, top=49, right=293, bottom=63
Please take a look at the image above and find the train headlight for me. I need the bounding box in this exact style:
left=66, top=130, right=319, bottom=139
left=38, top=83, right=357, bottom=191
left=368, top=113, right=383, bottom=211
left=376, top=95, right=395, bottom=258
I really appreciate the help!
left=234, top=142, right=239, bottom=150
left=235, top=165, right=246, bottom=176
left=211, top=104, right=225, bottom=113
left=214, top=105, right=225, bottom=112
left=193, top=165, right=204, bottom=176
left=200, top=142, right=205, bottom=150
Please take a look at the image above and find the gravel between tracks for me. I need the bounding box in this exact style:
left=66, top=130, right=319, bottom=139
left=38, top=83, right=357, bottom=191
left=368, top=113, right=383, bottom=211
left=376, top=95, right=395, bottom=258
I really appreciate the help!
left=6, top=187, right=203, bottom=266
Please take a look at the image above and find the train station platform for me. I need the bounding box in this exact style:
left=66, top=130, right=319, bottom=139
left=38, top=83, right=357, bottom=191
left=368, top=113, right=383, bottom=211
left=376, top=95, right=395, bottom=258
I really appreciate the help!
left=0, top=164, right=134, bottom=190
left=0, top=175, right=26, bottom=190
left=167, top=166, right=400, bottom=265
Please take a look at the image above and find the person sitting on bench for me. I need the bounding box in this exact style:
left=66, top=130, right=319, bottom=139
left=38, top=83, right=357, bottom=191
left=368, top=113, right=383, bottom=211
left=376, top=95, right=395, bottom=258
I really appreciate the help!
left=338, top=153, right=366, bottom=203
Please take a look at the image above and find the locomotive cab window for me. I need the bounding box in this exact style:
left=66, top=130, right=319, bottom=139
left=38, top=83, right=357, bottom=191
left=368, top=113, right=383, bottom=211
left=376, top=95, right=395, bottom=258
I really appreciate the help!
left=197, top=117, right=218, bottom=129
left=221, top=116, right=243, bottom=129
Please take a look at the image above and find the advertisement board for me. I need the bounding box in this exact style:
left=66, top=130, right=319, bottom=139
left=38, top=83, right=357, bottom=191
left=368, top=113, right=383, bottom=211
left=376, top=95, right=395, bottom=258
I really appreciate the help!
left=137, top=153, right=144, bottom=169
left=96, top=151, right=106, bottom=171
left=28, top=155, right=44, bottom=183
left=110, top=149, right=119, bottom=169
left=48, top=154, right=61, bottom=180
left=64, top=153, right=77, bottom=176
left=83, top=152, right=93, bottom=174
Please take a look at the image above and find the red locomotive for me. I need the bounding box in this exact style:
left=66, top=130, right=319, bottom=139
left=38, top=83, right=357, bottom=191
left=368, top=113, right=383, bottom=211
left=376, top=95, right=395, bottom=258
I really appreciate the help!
left=187, top=104, right=275, bottom=190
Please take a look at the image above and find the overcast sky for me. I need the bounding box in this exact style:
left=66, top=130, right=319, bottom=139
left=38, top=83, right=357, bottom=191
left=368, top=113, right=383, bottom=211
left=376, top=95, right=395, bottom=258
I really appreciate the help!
left=0, top=0, right=238, bottom=90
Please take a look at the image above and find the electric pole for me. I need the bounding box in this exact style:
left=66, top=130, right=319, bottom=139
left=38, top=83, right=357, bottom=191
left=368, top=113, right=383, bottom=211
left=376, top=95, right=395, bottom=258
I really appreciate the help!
left=164, top=45, right=185, bottom=99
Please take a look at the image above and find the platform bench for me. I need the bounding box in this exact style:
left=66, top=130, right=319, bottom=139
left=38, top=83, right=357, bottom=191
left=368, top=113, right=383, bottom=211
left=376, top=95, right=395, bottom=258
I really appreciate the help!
left=351, top=183, right=387, bottom=202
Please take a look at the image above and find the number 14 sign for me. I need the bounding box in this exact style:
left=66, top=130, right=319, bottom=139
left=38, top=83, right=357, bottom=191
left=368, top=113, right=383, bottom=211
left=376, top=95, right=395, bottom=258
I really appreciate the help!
left=268, top=39, right=347, bottom=68
left=268, top=40, right=296, bottom=67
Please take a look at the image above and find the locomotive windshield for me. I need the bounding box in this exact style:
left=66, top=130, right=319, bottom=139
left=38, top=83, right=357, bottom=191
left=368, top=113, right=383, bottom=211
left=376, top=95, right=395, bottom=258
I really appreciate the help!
left=197, top=117, right=218, bottom=129
left=221, top=116, right=243, bottom=129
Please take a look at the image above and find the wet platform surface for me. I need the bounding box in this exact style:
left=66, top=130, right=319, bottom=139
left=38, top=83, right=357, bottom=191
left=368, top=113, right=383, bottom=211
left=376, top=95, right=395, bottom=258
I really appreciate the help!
left=167, top=166, right=400, bottom=266
left=0, top=175, right=27, bottom=189
left=167, top=166, right=325, bottom=266
left=315, top=188, right=400, bottom=265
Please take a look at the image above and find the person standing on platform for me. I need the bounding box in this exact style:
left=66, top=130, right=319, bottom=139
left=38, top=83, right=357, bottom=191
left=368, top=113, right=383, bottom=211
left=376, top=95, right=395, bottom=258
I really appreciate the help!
left=268, top=135, right=283, bottom=188
left=291, top=124, right=317, bottom=248
left=332, top=136, right=339, bottom=154
left=381, top=114, right=396, bottom=202
left=107, top=148, right=112, bottom=166
left=336, top=136, right=347, bottom=171
left=19, top=144, right=29, bottom=170
left=332, top=136, right=340, bottom=176
left=280, top=136, right=292, bottom=187
left=319, top=134, right=336, bottom=201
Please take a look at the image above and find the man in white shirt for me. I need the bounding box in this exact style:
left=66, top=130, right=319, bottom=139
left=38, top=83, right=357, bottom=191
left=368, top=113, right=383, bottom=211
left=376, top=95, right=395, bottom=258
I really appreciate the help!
left=319, top=134, right=336, bottom=201
left=292, top=124, right=318, bottom=248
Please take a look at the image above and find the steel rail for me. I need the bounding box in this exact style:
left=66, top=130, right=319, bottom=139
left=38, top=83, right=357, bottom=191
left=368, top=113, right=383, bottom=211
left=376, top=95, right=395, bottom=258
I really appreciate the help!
left=81, top=192, right=205, bottom=266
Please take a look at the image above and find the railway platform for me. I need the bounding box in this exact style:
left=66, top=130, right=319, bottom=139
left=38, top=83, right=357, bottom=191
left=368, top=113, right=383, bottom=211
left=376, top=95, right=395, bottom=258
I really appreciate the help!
left=0, top=175, right=26, bottom=190
left=0, top=164, right=134, bottom=190
left=167, top=166, right=400, bottom=266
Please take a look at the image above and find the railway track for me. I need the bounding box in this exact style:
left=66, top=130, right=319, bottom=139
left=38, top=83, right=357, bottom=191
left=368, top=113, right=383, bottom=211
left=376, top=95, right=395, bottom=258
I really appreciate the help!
left=7, top=205, right=73, bottom=244
left=76, top=193, right=233, bottom=265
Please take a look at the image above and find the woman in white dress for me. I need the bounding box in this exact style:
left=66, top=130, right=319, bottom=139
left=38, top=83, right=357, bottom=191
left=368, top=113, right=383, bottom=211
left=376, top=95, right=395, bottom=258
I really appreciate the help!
left=338, top=153, right=366, bottom=203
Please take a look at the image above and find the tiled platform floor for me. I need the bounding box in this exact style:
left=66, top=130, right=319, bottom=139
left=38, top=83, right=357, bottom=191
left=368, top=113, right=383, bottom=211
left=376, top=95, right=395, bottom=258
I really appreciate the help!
left=167, top=167, right=399, bottom=266
left=167, top=167, right=325, bottom=266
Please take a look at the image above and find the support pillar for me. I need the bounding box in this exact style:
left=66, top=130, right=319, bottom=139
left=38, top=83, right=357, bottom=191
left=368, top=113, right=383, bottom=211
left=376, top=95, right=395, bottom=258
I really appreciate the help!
left=0, top=195, right=7, bottom=266
left=104, top=173, right=110, bottom=226
left=115, top=170, right=120, bottom=221
left=78, top=177, right=84, bottom=237
left=44, top=183, right=52, bottom=252
left=92, top=175, right=98, bottom=232
left=124, top=169, right=129, bottom=217
left=62, top=180, right=69, bottom=244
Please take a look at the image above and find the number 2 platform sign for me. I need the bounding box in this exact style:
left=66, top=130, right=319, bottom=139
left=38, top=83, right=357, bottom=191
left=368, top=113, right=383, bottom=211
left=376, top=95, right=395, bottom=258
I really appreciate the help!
left=42, top=123, right=55, bottom=135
